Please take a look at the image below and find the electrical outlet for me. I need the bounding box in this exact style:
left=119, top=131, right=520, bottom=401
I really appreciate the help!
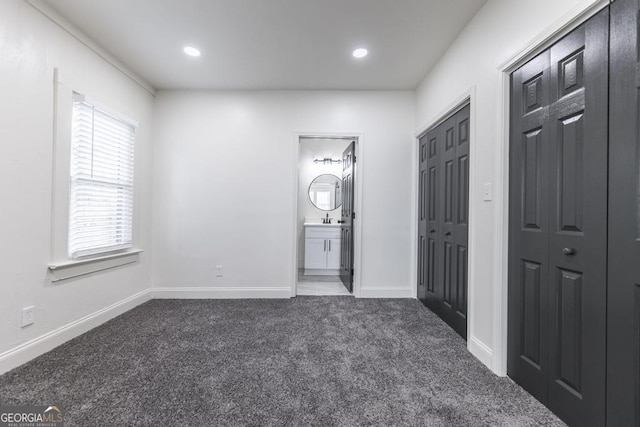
left=216, top=265, right=223, bottom=277
left=21, top=306, right=34, bottom=327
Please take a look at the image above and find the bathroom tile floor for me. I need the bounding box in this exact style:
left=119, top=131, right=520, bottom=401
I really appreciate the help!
left=297, top=270, right=352, bottom=296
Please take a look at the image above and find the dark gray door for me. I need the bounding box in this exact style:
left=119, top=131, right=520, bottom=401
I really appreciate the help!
left=417, top=105, right=469, bottom=339
left=608, top=0, right=640, bottom=425
left=340, top=141, right=355, bottom=293
left=508, top=8, right=608, bottom=426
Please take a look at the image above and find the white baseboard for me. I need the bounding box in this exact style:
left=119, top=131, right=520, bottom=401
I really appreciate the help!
left=468, top=334, right=494, bottom=371
left=152, top=286, right=291, bottom=299
left=0, top=288, right=152, bottom=375
left=357, top=288, right=414, bottom=298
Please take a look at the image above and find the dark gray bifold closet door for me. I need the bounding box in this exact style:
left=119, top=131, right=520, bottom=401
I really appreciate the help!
left=508, top=8, right=608, bottom=427
left=418, top=105, right=469, bottom=339
left=608, top=0, right=640, bottom=425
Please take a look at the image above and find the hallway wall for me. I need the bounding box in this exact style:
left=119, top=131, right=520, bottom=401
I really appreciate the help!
left=415, top=0, right=603, bottom=371
left=0, top=1, right=155, bottom=369
left=152, top=90, right=415, bottom=297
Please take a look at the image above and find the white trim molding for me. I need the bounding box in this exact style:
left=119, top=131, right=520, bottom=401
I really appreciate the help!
left=358, top=288, right=414, bottom=299
left=291, top=132, right=364, bottom=298
left=152, top=287, right=292, bottom=299
left=48, top=249, right=142, bottom=282
left=493, top=0, right=610, bottom=376
left=468, top=336, right=493, bottom=369
left=50, top=69, right=145, bottom=282
left=25, top=0, right=156, bottom=96
left=415, top=90, right=474, bottom=139
left=0, top=289, right=151, bottom=375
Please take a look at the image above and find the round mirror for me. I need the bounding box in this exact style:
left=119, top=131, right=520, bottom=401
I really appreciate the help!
left=308, top=174, right=342, bottom=211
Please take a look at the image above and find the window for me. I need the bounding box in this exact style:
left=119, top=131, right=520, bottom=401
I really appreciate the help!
left=68, top=94, right=136, bottom=258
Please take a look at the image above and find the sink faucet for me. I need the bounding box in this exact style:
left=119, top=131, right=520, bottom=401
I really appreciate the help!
left=324, top=213, right=329, bottom=224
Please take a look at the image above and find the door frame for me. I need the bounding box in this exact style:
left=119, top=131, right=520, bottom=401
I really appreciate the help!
left=495, top=0, right=609, bottom=376
left=291, top=132, right=364, bottom=297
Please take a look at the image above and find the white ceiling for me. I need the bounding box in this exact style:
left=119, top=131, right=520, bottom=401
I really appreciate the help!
left=40, top=0, right=487, bottom=91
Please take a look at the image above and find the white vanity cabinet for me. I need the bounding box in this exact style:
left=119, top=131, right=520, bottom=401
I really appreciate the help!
left=304, top=224, right=341, bottom=275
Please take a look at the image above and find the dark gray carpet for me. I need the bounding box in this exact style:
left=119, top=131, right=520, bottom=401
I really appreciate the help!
left=0, top=298, right=565, bottom=426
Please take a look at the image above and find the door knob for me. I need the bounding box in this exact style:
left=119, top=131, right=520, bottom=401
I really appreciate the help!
left=430, top=229, right=435, bottom=233
left=445, top=231, right=451, bottom=236
left=562, top=247, right=576, bottom=255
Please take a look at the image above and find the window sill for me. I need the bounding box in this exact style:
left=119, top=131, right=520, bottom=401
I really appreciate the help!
left=48, top=249, right=143, bottom=282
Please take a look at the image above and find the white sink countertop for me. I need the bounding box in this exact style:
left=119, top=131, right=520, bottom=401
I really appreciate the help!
left=303, top=222, right=341, bottom=227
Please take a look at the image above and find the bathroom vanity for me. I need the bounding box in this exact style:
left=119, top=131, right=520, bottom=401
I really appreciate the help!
left=303, top=223, right=341, bottom=275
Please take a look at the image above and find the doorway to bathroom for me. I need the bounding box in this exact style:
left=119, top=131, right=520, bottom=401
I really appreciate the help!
left=295, top=136, right=358, bottom=296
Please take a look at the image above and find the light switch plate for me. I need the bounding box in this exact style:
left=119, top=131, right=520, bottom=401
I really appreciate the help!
left=483, top=183, right=492, bottom=201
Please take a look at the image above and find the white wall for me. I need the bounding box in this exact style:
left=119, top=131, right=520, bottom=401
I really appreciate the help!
left=415, top=0, right=599, bottom=371
left=152, top=91, right=415, bottom=297
left=0, top=1, right=154, bottom=367
left=1, top=0, right=600, bottom=376
left=297, top=138, right=349, bottom=266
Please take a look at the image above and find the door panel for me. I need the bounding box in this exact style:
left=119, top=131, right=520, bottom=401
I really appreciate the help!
left=521, top=260, right=542, bottom=368
left=457, top=156, right=468, bottom=225
left=340, top=142, right=356, bottom=293
left=444, top=160, right=453, bottom=223
left=417, top=236, right=426, bottom=301
left=443, top=241, right=452, bottom=308
left=427, top=238, right=436, bottom=293
left=455, top=245, right=467, bottom=316
left=556, top=268, right=583, bottom=394
left=556, top=112, right=584, bottom=233
left=523, top=128, right=543, bottom=230
left=608, top=0, right=640, bottom=425
left=509, top=8, right=607, bottom=426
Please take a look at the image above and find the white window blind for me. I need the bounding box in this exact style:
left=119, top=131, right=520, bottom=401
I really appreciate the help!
left=69, top=94, right=136, bottom=258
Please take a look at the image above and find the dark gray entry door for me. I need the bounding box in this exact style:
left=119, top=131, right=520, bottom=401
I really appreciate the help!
left=608, top=0, right=640, bottom=425
left=508, top=8, right=608, bottom=427
left=340, top=141, right=355, bottom=293
left=418, top=105, right=470, bottom=339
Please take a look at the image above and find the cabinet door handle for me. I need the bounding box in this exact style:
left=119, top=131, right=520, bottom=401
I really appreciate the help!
left=324, top=240, right=327, bottom=251
left=445, top=231, right=451, bottom=236
left=562, top=247, right=576, bottom=255
left=329, top=240, right=331, bottom=251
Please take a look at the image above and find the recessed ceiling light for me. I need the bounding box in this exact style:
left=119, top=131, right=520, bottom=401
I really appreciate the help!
left=352, top=48, right=368, bottom=58
left=183, top=46, right=201, bottom=57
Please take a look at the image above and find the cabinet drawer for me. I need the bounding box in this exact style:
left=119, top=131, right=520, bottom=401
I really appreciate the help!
left=305, top=227, right=341, bottom=239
